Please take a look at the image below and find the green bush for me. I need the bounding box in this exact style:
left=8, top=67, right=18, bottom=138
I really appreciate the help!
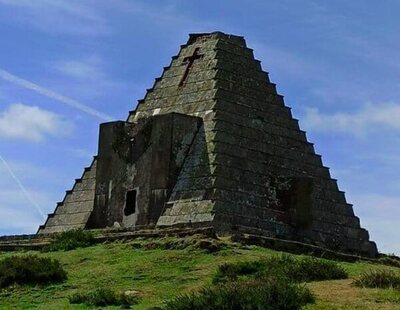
left=0, top=255, right=67, bottom=289
left=69, top=287, right=139, bottom=307
left=43, top=229, right=95, bottom=252
left=163, top=277, right=314, bottom=310
left=213, top=254, right=348, bottom=284
left=354, top=269, right=400, bottom=289
left=213, top=260, right=265, bottom=283
left=288, top=256, right=348, bottom=282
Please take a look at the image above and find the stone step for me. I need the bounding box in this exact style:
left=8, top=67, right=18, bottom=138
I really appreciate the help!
left=38, top=157, right=97, bottom=234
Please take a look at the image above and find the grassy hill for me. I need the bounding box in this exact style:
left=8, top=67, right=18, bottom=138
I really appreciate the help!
left=0, top=234, right=399, bottom=309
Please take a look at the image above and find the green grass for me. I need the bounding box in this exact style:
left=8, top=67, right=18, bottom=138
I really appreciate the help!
left=0, top=236, right=399, bottom=309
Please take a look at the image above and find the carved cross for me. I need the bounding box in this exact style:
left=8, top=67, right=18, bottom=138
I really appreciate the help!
left=179, top=48, right=204, bottom=86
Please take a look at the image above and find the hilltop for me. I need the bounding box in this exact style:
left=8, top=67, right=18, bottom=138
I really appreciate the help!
left=0, top=231, right=399, bottom=309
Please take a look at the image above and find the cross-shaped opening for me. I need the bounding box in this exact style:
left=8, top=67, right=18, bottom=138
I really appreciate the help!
left=179, top=48, right=204, bottom=86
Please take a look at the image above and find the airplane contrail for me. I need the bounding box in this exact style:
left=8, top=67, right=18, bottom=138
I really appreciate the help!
left=0, top=154, right=46, bottom=219
left=0, top=68, right=113, bottom=121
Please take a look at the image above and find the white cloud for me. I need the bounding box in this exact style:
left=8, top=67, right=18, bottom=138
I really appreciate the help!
left=51, top=56, right=122, bottom=93
left=107, top=0, right=218, bottom=33
left=302, top=103, right=400, bottom=137
left=0, top=0, right=110, bottom=36
left=54, top=57, right=106, bottom=80
left=70, top=148, right=94, bottom=159
left=0, top=103, right=72, bottom=142
left=46, top=55, right=132, bottom=107
left=251, top=42, right=315, bottom=79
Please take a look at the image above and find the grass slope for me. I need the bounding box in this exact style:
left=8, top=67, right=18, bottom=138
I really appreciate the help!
left=0, top=235, right=399, bottom=309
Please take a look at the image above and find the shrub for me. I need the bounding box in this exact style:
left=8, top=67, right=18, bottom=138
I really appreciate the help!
left=213, top=254, right=348, bottom=284
left=289, top=256, right=348, bottom=282
left=69, top=287, right=139, bottom=307
left=163, top=277, right=314, bottom=310
left=213, top=260, right=265, bottom=283
left=0, top=255, right=67, bottom=289
left=354, top=269, right=400, bottom=289
left=44, top=229, right=95, bottom=252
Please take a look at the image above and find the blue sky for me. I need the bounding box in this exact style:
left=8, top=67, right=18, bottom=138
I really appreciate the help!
left=0, top=0, right=399, bottom=255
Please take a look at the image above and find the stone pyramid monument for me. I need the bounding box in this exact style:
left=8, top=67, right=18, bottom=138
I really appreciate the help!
left=38, top=32, right=377, bottom=257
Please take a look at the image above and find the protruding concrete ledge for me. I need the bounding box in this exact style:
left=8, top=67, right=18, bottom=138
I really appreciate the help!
left=0, top=226, right=379, bottom=261
left=231, top=233, right=377, bottom=261
left=0, top=227, right=216, bottom=251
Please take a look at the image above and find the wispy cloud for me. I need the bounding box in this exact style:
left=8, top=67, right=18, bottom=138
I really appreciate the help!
left=0, top=0, right=110, bottom=36
left=108, top=0, right=218, bottom=32
left=51, top=56, right=123, bottom=96
left=251, top=42, right=315, bottom=79
left=0, top=159, right=58, bottom=184
left=0, top=103, right=72, bottom=142
left=70, top=148, right=93, bottom=159
left=0, top=68, right=113, bottom=120
left=0, top=157, right=67, bottom=235
left=54, top=57, right=106, bottom=80
left=302, top=103, right=400, bottom=137
left=0, top=155, right=46, bottom=219
left=0, top=186, right=54, bottom=235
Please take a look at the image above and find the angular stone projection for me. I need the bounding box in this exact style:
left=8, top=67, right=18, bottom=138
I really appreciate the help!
left=38, top=32, right=377, bottom=257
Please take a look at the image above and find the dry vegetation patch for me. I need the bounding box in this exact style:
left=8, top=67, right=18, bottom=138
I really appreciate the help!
left=354, top=269, right=400, bottom=289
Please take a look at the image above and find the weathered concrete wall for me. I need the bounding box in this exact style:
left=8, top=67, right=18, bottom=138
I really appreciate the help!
left=86, top=121, right=136, bottom=228
left=87, top=113, right=202, bottom=229
left=157, top=123, right=215, bottom=226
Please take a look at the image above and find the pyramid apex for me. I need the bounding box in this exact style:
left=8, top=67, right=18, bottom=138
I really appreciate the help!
left=187, top=31, right=246, bottom=46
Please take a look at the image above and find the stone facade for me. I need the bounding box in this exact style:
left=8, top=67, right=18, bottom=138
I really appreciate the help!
left=38, top=32, right=377, bottom=257
left=38, top=158, right=97, bottom=234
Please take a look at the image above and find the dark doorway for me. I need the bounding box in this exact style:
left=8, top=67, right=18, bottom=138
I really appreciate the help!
left=276, top=178, right=313, bottom=228
left=124, top=189, right=137, bottom=216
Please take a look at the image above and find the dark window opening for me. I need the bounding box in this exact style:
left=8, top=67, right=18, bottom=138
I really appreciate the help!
left=276, top=178, right=313, bottom=228
left=276, top=188, right=292, bottom=211
left=124, top=189, right=137, bottom=216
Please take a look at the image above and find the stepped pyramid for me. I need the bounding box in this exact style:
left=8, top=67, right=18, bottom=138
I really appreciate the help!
left=38, top=32, right=377, bottom=257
